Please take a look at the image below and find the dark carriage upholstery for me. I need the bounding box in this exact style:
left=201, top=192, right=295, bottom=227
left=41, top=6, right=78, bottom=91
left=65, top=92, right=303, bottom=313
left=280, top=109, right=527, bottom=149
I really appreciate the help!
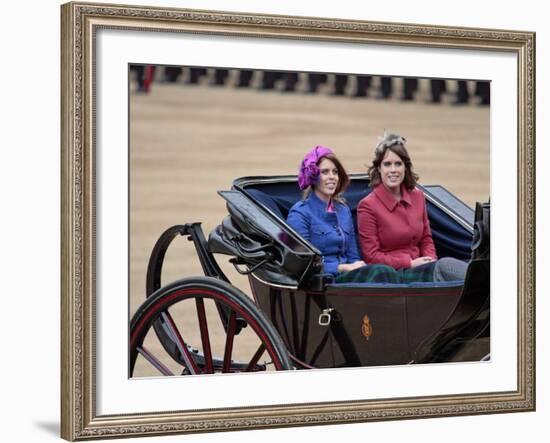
left=241, top=178, right=473, bottom=261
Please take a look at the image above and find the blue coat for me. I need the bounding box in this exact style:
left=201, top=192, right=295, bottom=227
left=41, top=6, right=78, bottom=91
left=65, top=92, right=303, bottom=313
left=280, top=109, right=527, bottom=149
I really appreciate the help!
left=287, top=193, right=361, bottom=276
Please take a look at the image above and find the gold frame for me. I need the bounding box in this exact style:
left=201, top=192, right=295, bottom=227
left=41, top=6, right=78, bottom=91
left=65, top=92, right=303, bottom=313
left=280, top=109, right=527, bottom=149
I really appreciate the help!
left=60, top=1, right=536, bottom=440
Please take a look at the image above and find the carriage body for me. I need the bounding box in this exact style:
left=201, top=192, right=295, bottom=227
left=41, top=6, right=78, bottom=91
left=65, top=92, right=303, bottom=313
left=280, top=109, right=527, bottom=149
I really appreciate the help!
left=249, top=278, right=464, bottom=368
left=130, top=175, right=490, bottom=376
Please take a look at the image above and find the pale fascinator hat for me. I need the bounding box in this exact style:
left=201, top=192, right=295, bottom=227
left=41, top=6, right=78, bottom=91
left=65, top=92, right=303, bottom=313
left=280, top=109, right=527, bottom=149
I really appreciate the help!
left=374, top=131, right=407, bottom=155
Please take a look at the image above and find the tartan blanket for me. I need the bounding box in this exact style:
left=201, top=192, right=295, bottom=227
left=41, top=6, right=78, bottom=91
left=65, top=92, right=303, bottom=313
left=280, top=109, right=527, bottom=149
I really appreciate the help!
left=335, top=262, right=436, bottom=284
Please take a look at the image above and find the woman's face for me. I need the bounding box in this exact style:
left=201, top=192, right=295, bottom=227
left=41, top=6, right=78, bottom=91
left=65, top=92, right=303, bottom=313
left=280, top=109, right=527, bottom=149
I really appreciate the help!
left=314, top=157, right=339, bottom=201
left=378, top=149, right=405, bottom=193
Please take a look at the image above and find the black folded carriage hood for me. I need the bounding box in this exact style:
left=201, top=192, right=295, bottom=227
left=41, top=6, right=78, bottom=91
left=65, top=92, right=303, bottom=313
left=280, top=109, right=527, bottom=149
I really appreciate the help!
left=208, top=190, right=321, bottom=288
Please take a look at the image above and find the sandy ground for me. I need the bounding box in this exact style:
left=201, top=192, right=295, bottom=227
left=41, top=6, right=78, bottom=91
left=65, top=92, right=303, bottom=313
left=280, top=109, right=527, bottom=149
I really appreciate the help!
left=129, top=72, right=489, bottom=377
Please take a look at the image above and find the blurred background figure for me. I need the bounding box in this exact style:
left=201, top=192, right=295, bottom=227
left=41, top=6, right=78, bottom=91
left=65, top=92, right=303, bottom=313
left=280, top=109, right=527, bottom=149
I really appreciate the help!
left=379, top=76, right=392, bottom=99
left=259, top=71, right=283, bottom=90
left=401, top=78, right=419, bottom=101
left=354, top=75, right=372, bottom=97
left=236, top=70, right=254, bottom=88
left=131, top=64, right=155, bottom=93
left=454, top=80, right=470, bottom=104
left=163, top=66, right=182, bottom=83
left=186, top=67, right=207, bottom=84
left=211, top=69, right=229, bottom=86
left=333, top=74, right=349, bottom=95
left=306, top=73, right=328, bottom=93
left=130, top=64, right=144, bottom=90
left=428, top=79, right=447, bottom=103
left=333, top=74, right=372, bottom=97
left=475, top=81, right=490, bottom=105
left=282, top=72, right=299, bottom=92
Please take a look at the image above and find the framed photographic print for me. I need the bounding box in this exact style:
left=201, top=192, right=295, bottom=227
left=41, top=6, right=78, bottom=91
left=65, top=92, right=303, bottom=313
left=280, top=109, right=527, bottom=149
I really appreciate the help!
left=61, top=1, right=535, bottom=440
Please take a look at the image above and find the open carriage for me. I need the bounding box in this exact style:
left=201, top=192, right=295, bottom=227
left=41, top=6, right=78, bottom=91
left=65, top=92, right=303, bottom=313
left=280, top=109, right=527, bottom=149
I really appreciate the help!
left=130, top=175, right=490, bottom=376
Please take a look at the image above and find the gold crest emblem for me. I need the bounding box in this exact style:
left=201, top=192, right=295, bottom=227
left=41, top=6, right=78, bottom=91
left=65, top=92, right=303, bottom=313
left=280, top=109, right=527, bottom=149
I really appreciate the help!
left=361, top=314, right=373, bottom=340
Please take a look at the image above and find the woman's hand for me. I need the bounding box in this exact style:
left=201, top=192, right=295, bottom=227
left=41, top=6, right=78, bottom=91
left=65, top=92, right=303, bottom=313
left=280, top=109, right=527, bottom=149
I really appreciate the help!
left=410, top=256, right=435, bottom=268
left=338, top=261, right=366, bottom=273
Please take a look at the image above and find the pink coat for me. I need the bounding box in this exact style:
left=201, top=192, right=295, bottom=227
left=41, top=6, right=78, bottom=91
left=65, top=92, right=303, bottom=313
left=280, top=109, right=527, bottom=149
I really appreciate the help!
left=357, top=184, right=437, bottom=269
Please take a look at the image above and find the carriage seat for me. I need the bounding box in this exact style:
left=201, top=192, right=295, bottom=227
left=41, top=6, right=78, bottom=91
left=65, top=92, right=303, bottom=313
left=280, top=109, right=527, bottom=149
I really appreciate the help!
left=244, top=181, right=370, bottom=228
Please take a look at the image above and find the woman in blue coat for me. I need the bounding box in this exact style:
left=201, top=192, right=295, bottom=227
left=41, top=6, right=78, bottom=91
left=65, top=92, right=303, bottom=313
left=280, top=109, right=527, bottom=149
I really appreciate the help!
left=287, top=145, right=401, bottom=283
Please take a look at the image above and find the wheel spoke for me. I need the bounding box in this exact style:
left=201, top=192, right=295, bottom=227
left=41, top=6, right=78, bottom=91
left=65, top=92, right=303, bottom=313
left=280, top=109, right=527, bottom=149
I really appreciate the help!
left=159, top=310, right=178, bottom=343
left=222, top=310, right=237, bottom=373
left=195, top=298, right=214, bottom=374
left=163, top=312, right=200, bottom=375
left=245, top=344, right=266, bottom=371
left=137, top=346, right=174, bottom=376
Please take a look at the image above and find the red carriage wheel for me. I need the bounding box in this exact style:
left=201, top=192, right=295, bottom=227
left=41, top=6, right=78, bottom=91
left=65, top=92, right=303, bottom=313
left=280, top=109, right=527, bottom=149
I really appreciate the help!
left=130, top=276, right=292, bottom=376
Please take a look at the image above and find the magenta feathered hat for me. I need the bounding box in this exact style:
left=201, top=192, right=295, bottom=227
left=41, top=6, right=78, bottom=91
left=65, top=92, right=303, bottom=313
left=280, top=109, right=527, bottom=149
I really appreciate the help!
left=297, top=145, right=334, bottom=190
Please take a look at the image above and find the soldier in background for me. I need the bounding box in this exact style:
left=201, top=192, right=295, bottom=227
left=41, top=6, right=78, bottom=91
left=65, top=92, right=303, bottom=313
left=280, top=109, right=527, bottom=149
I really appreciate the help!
left=333, top=74, right=348, bottom=95
left=282, top=72, right=299, bottom=92
left=236, top=70, right=254, bottom=88
left=211, top=69, right=229, bottom=86
left=259, top=71, right=283, bottom=90
left=333, top=74, right=372, bottom=97
left=306, top=73, right=328, bottom=93
left=163, top=66, right=182, bottom=83
left=475, top=81, right=490, bottom=105
left=354, top=75, right=372, bottom=98
left=401, top=78, right=419, bottom=101
left=454, top=80, right=470, bottom=104
left=379, top=76, right=392, bottom=99
left=428, top=79, right=446, bottom=103
left=186, top=67, right=207, bottom=84
left=131, top=64, right=155, bottom=93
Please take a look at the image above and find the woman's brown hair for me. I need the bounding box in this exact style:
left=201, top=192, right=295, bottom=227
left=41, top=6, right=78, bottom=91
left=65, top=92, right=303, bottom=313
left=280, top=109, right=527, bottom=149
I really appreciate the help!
left=367, top=133, right=419, bottom=191
left=302, top=153, right=350, bottom=203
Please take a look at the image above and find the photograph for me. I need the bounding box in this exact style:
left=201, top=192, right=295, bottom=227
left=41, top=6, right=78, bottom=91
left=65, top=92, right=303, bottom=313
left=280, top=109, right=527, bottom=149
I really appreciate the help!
left=128, top=66, right=491, bottom=378
left=3, top=0, right=548, bottom=442
left=58, top=1, right=535, bottom=440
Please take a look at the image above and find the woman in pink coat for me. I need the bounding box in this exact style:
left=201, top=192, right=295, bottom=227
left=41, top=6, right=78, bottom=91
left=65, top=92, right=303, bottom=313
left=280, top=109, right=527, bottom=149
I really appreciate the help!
left=357, top=132, right=467, bottom=282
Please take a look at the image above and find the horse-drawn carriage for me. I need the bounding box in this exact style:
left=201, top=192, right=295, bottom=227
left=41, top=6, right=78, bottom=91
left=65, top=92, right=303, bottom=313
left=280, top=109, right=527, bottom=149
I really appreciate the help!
left=130, top=174, right=490, bottom=376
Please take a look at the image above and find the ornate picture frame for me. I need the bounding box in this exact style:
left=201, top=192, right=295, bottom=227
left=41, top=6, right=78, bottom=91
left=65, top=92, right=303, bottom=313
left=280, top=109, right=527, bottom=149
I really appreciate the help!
left=61, top=1, right=535, bottom=440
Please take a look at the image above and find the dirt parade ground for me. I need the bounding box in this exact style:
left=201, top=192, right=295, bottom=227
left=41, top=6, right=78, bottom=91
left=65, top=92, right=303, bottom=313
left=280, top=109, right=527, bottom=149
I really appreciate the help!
left=129, top=72, right=490, bottom=377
